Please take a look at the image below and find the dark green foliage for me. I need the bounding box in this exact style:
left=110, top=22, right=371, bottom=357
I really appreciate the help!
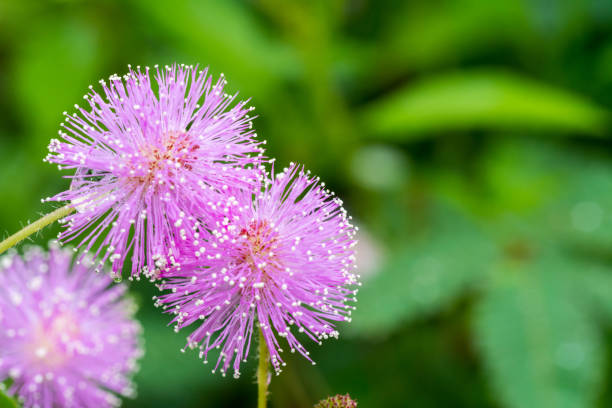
left=474, top=255, right=604, bottom=408
left=2, top=0, right=612, bottom=407
left=351, top=204, right=496, bottom=335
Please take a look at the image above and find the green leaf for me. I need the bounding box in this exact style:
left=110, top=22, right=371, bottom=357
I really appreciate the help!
left=350, top=204, right=496, bottom=336
left=125, top=312, right=248, bottom=407
left=547, top=158, right=612, bottom=250
left=379, top=1, right=532, bottom=72
left=130, top=0, right=298, bottom=98
left=0, top=388, right=18, bottom=408
left=573, top=263, right=612, bottom=323
left=349, top=145, right=410, bottom=192
left=473, top=256, right=604, bottom=408
left=361, top=70, right=608, bottom=140
left=10, top=17, right=102, bottom=150
left=477, top=138, right=612, bottom=251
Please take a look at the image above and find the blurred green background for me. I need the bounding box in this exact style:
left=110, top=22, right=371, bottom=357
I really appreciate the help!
left=2, top=0, right=612, bottom=407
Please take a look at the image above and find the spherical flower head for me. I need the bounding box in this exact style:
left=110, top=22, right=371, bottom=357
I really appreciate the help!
left=0, top=246, right=143, bottom=408
left=314, top=394, right=358, bottom=408
left=45, top=63, right=264, bottom=278
left=155, top=163, right=359, bottom=378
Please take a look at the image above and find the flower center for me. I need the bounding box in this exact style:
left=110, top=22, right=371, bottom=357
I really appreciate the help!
left=128, top=130, right=198, bottom=185
left=238, top=220, right=280, bottom=272
left=27, top=313, right=80, bottom=368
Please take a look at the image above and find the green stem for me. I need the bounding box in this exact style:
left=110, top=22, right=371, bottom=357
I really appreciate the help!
left=257, top=328, right=270, bottom=408
left=0, top=205, right=74, bottom=255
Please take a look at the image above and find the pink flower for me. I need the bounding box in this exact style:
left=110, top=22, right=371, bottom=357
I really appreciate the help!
left=45, top=64, right=263, bottom=278
left=0, top=246, right=142, bottom=408
left=155, top=164, right=359, bottom=378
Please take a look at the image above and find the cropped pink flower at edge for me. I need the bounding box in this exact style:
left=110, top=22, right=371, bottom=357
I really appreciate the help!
left=45, top=64, right=264, bottom=279
left=0, top=245, right=142, bottom=408
left=155, top=163, right=359, bottom=378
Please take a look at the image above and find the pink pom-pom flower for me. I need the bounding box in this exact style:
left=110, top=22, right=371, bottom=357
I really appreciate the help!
left=155, top=164, right=359, bottom=378
left=0, top=246, right=143, bottom=408
left=45, top=64, right=263, bottom=278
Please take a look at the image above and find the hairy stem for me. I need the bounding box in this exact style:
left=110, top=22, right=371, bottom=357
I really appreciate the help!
left=0, top=205, right=74, bottom=254
left=257, top=328, right=270, bottom=408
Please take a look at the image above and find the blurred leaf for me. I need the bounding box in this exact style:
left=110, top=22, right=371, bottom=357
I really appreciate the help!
left=431, top=134, right=574, bottom=220
left=319, top=321, right=492, bottom=408
left=474, top=256, right=604, bottom=408
left=478, top=138, right=564, bottom=215
left=379, top=1, right=531, bottom=73
left=0, top=389, right=17, bottom=408
left=349, top=144, right=410, bottom=192
left=361, top=70, right=609, bottom=140
left=125, top=311, right=256, bottom=408
left=350, top=204, right=496, bottom=336
left=130, top=0, right=298, bottom=98
left=478, top=139, right=612, bottom=251
left=0, top=142, right=53, bottom=235
left=10, top=17, right=102, bottom=150
left=573, top=263, right=612, bottom=323
left=547, top=158, right=612, bottom=250
left=127, top=313, right=214, bottom=406
left=375, top=0, right=602, bottom=80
